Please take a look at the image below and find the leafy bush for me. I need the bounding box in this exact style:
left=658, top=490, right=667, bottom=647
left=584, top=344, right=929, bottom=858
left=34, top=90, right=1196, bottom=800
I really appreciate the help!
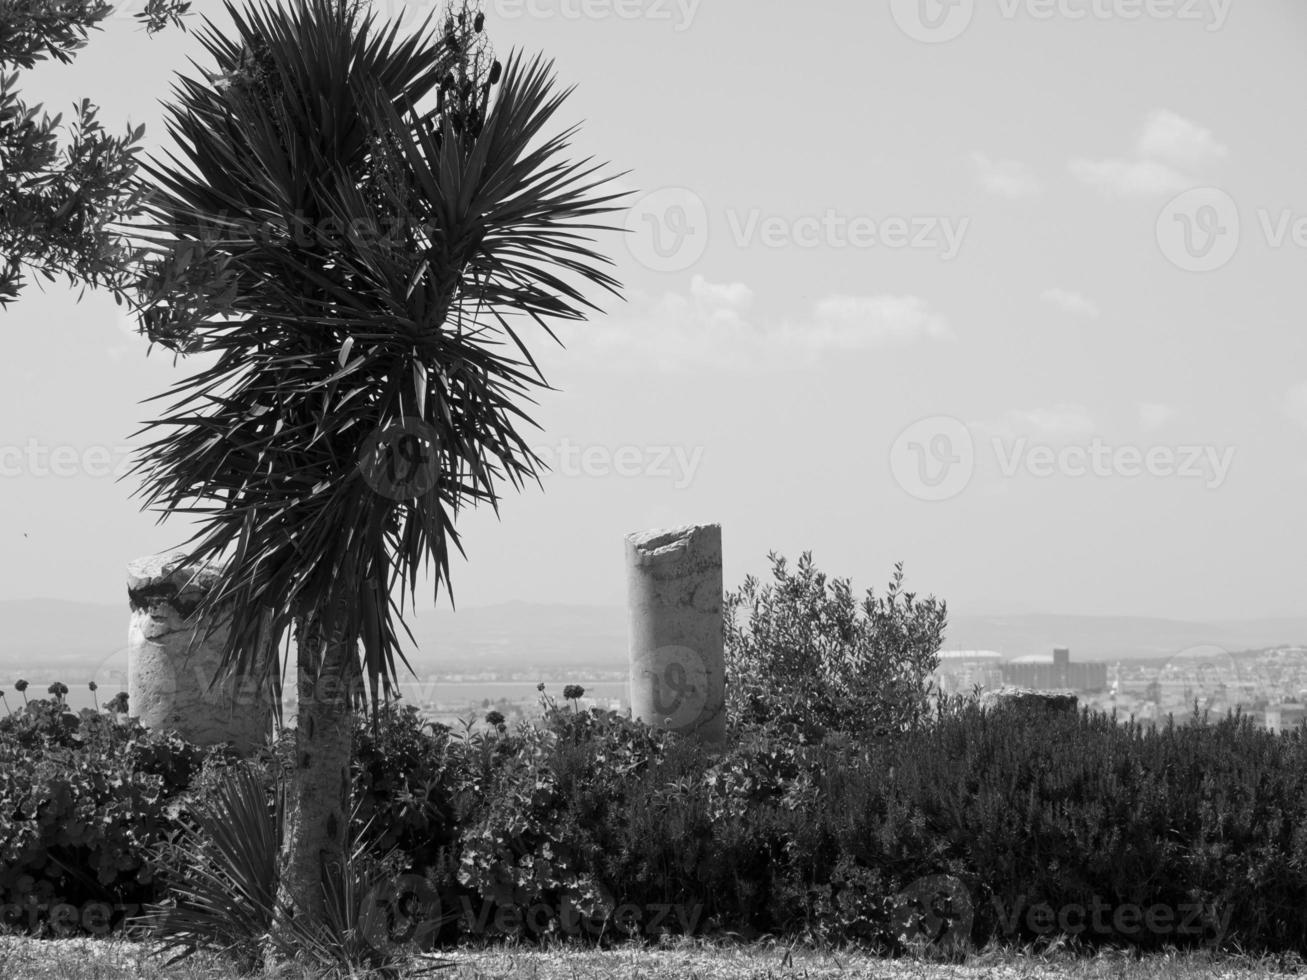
left=9, top=643, right=1307, bottom=959
left=0, top=699, right=204, bottom=936
left=351, top=702, right=456, bottom=877
left=418, top=695, right=1307, bottom=955
left=724, top=553, right=948, bottom=742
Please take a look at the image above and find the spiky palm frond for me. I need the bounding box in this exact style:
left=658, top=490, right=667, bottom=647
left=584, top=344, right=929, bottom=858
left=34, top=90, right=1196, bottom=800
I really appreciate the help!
left=139, top=761, right=449, bottom=976
left=125, top=0, right=627, bottom=718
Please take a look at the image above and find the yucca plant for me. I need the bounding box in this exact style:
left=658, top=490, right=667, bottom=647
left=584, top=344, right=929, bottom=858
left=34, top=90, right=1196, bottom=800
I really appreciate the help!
left=137, top=762, right=282, bottom=971
left=140, top=760, right=448, bottom=977
left=123, top=0, right=625, bottom=947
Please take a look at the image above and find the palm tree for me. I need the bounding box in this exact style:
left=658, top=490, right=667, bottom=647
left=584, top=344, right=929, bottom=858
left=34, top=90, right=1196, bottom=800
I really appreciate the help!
left=125, top=0, right=625, bottom=944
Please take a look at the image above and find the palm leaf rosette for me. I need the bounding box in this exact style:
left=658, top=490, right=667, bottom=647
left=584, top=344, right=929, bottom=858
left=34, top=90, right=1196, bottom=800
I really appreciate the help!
left=125, top=0, right=628, bottom=717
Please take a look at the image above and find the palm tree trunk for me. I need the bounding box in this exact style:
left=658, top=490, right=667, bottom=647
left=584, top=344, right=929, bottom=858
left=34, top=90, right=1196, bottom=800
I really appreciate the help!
left=267, top=611, right=353, bottom=952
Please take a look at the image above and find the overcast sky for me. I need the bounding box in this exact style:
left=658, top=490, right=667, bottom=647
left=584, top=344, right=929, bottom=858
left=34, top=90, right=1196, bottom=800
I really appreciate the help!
left=2, top=0, right=1305, bottom=620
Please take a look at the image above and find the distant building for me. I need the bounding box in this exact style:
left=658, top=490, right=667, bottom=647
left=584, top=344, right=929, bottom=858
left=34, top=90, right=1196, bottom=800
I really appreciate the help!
left=1265, top=701, right=1307, bottom=734
left=1000, top=647, right=1108, bottom=693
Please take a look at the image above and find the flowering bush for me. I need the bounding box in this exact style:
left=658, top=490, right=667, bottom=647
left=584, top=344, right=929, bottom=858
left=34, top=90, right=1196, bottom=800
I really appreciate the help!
left=0, top=696, right=206, bottom=935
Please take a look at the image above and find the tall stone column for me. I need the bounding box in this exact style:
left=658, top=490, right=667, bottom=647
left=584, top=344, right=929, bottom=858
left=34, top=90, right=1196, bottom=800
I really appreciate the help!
left=626, top=523, right=725, bottom=745
left=127, top=552, right=273, bottom=753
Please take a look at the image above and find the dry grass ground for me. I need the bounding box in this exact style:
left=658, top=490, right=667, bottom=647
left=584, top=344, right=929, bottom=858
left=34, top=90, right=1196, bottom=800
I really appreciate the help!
left=1, top=936, right=1305, bottom=980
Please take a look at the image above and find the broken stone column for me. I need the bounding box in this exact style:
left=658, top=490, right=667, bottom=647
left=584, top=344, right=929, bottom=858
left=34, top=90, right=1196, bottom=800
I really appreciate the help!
left=127, top=552, right=273, bottom=753
left=979, top=687, right=1079, bottom=716
left=626, top=524, right=725, bottom=745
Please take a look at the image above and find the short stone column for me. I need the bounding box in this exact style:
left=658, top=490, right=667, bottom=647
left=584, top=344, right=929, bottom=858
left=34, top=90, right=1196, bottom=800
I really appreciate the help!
left=625, top=524, right=726, bottom=745
left=979, top=687, right=1079, bottom=716
left=127, top=553, right=273, bottom=753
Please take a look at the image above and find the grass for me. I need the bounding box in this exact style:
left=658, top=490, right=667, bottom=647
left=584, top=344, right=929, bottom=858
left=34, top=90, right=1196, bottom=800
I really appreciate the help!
left=1, top=935, right=1305, bottom=979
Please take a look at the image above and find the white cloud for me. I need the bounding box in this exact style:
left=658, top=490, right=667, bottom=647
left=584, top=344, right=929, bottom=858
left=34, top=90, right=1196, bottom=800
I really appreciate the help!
left=1139, top=402, right=1179, bottom=431
left=1041, top=288, right=1099, bottom=319
left=970, top=151, right=1043, bottom=199
left=1070, top=110, right=1226, bottom=199
left=972, top=405, right=1098, bottom=442
left=792, top=294, right=954, bottom=349
left=550, top=275, right=953, bottom=373
left=972, top=405, right=1103, bottom=444
left=1009, top=404, right=1097, bottom=438
left=1286, top=383, right=1307, bottom=429
left=1068, top=158, right=1196, bottom=198
left=1136, top=109, right=1228, bottom=172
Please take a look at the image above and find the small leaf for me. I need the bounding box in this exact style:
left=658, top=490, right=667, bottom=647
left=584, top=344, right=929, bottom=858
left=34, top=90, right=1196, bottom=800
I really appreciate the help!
left=413, top=362, right=427, bottom=419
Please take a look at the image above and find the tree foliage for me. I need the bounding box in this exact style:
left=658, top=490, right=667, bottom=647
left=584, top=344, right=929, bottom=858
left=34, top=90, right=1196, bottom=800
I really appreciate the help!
left=724, top=553, right=948, bottom=741
left=0, top=0, right=191, bottom=306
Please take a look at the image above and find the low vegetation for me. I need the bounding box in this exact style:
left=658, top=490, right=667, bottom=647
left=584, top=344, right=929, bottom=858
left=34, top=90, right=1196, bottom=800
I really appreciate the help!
left=2, top=554, right=1306, bottom=977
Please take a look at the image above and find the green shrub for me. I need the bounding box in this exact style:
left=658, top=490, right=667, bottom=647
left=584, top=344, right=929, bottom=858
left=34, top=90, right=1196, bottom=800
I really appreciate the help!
left=724, top=553, right=947, bottom=742
left=424, top=696, right=1307, bottom=955
left=351, top=702, right=456, bottom=878
left=8, top=658, right=1307, bottom=958
left=0, top=700, right=204, bottom=936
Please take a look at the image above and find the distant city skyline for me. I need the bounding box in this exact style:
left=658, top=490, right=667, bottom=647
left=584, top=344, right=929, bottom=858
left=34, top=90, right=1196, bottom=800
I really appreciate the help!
left=2, top=1, right=1305, bottom=620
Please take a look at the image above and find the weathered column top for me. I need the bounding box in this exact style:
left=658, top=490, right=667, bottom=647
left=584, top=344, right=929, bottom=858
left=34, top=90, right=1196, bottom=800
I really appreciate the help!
left=626, top=524, right=721, bottom=564
left=127, top=552, right=223, bottom=617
